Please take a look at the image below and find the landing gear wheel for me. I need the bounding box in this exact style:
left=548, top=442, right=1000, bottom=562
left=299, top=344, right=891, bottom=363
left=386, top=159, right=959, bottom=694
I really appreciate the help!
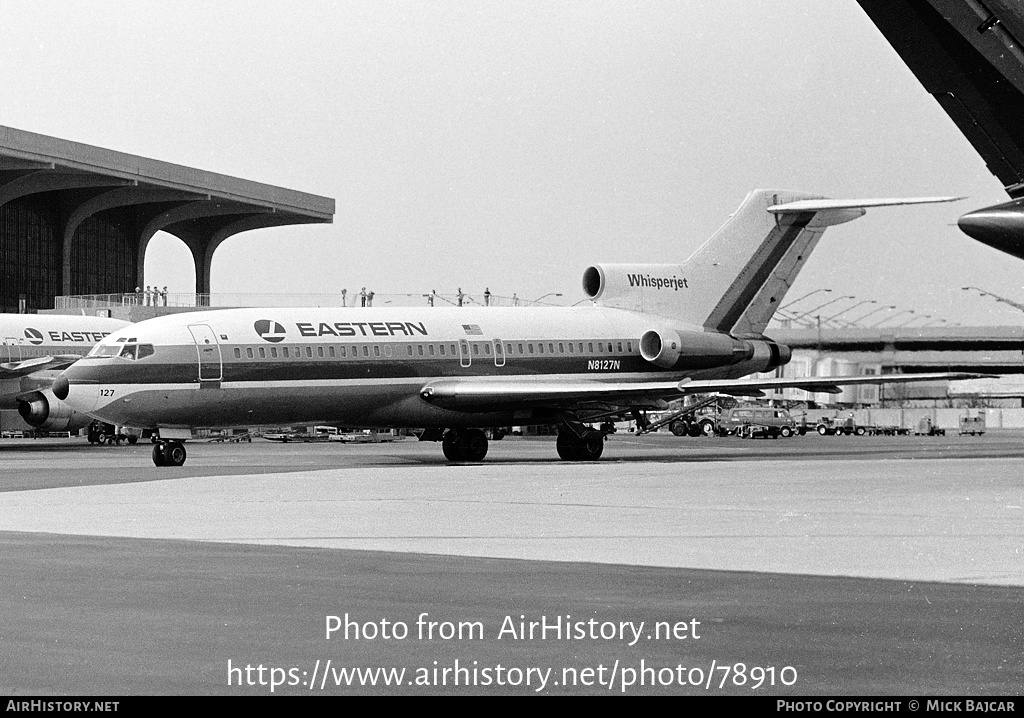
left=457, top=429, right=488, bottom=462
left=152, top=441, right=187, bottom=467
left=579, top=430, right=604, bottom=460
left=442, top=431, right=460, bottom=461
left=442, top=429, right=489, bottom=462
left=556, top=431, right=581, bottom=460
left=164, top=441, right=187, bottom=466
left=556, top=429, right=604, bottom=461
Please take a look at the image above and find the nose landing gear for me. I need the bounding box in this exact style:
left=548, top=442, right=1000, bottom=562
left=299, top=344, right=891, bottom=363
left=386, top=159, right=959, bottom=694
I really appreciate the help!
left=152, top=441, right=187, bottom=467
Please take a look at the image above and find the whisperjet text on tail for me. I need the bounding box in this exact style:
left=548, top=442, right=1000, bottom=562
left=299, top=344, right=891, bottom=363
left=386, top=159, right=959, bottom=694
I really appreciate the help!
left=1, top=313, right=130, bottom=434
left=55, top=190, right=983, bottom=466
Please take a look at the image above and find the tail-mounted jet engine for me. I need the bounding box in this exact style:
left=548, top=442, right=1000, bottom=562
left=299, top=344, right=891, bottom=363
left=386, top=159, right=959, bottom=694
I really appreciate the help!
left=17, top=389, right=91, bottom=432
left=638, top=327, right=790, bottom=373
left=745, top=337, right=792, bottom=373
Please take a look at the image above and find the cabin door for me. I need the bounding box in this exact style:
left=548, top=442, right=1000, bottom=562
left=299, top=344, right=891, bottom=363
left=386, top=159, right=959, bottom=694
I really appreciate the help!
left=187, top=324, right=223, bottom=382
left=2, top=337, right=21, bottom=364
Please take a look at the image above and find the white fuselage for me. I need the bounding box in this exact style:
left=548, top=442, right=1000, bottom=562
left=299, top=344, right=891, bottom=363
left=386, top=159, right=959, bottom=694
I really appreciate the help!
left=58, top=305, right=771, bottom=430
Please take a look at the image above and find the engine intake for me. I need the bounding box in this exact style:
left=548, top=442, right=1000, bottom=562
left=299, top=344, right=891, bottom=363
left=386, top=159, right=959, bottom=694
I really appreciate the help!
left=17, top=389, right=90, bottom=432
left=640, top=328, right=756, bottom=370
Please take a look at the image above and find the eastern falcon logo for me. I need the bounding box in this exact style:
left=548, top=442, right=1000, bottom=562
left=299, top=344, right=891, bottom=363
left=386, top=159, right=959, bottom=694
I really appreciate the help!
left=24, top=328, right=44, bottom=345
left=254, top=320, right=286, bottom=343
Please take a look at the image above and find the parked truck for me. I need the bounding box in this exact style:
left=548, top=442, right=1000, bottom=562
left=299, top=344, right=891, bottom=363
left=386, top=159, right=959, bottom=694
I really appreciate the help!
left=914, top=417, right=946, bottom=436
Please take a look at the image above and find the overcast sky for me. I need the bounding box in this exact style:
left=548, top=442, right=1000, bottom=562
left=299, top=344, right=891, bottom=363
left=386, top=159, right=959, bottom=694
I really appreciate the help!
left=2, top=0, right=1020, bottom=326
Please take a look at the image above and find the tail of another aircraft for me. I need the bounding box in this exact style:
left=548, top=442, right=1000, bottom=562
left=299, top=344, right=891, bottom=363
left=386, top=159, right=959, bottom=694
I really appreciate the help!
left=582, top=189, right=959, bottom=336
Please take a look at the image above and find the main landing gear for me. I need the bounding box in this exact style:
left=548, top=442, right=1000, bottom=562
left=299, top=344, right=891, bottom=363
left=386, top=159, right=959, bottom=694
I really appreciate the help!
left=441, top=428, right=489, bottom=462
left=429, top=421, right=607, bottom=463
left=556, top=427, right=605, bottom=461
left=152, top=440, right=187, bottom=467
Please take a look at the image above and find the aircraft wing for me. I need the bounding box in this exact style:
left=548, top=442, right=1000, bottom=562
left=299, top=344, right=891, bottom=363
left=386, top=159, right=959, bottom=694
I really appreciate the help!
left=0, top=355, right=82, bottom=379
left=419, top=372, right=992, bottom=411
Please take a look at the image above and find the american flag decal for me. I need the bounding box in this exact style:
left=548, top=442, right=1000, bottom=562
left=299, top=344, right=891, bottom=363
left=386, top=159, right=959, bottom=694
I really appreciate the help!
left=462, top=324, right=483, bottom=335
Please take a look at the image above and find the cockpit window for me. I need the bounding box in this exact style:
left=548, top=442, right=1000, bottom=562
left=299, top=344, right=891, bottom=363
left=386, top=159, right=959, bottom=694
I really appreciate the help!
left=89, top=344, right=122, bottom=357
left=115, top=343, right=154, bottom=360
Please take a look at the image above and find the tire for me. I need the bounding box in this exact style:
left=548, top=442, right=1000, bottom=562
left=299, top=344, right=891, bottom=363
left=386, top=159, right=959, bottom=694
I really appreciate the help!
left=152, top=444, right=166, bottom=466
left=557, top=430, right=604, bottom=461
left=855, top=427, right=866, bottom=436
left=817, top=426, right=828, bottom=436
left=579, top=430, right=605, bottom=460
left=780, top=426, right=793, bottom=438
left=700, top=420, right=716, bottom=437
left=458, top=429, right=488, bottom=462
left=164, top=442, right=187, bottom=467
left=670, top=421, right=687, bottom=437
left=556, top=432, right=580, bottom=460
left=442, top=432, right=460, bottom=461
left=128, top=435, right=139, bottom=445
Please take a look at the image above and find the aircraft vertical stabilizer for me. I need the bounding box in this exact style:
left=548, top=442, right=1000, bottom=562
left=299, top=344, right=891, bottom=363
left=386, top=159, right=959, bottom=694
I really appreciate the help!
left=583, top=190, right=960, bottom=336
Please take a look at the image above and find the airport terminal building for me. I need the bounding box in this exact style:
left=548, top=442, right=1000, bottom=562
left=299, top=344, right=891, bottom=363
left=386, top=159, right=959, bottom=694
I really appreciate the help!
left=0, top=125, right=333, bottom=314
left=766, top=325, right=1024, bottom=407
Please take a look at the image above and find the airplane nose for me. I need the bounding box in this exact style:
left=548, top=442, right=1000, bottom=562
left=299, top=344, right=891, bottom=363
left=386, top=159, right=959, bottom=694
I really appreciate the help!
left=957, top=199, right=1024, bottom=261
left=52, top=373, right=70, bottom=400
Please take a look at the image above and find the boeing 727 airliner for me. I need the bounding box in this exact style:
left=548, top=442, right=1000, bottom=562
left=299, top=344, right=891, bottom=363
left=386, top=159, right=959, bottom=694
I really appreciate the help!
left=1, top=313, right=129, bottom=434
left=53, top=190, right=983, bottom=466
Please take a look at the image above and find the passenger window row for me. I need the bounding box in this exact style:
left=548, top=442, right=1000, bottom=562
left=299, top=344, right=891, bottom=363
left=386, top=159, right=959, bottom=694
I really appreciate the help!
left=229, top=340, right=635, bottom=360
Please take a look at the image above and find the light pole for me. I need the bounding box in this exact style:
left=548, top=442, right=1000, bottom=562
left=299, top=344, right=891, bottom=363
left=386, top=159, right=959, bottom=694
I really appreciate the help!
left=779, top=288, right=831, bottom=311
left=893, top=313, right=929, bottom=328
left=821, top=299, right=876, bottom=326
left=846, top=304, right=896, bottom=326
left=870, top=309, right=914, bottom=327
left=774, top=308, right=817, bottom=328
left=961, top=286, right=1024, bottom=313
left=530, top=293, right=563, bottom=305
left=790, top=295, right=855, bottom=323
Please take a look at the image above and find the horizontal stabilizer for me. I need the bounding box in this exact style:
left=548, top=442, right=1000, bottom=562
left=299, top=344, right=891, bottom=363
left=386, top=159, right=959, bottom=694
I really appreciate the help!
left=767, top=196, right=964, bottom=213
left=678, top=372, right=990, bottom=394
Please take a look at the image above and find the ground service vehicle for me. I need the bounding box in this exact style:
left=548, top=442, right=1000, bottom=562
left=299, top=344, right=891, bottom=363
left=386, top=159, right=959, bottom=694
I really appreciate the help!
left=915, top=417, right=946, bottom=436
left=815, top=416, right=867, bottom=436
left=959, top=415, right=986, bottom=435
left=717, top=406, right=799, bottom=438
